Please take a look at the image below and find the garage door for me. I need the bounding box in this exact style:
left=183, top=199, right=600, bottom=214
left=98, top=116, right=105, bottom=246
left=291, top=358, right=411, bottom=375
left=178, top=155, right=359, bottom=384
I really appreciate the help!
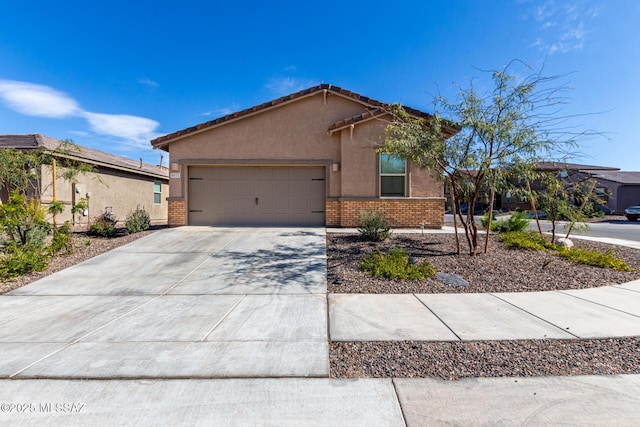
left=188, top=166, right=326, bottom=226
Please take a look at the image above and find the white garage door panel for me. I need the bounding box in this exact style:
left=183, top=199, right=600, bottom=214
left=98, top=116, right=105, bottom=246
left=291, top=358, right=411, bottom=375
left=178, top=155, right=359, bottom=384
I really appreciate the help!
left=188, top=166, right=325, bottom=226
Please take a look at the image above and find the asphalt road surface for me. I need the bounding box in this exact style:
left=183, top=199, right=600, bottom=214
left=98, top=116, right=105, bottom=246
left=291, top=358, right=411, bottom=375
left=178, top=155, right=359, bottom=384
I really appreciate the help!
left=444, top=214, right=640, bottom=243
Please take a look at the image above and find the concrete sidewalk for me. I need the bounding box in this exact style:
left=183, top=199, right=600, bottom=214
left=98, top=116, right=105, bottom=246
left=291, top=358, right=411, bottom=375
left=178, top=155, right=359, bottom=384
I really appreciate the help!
left=329, top=280, right=640, bottom=341
left=1, top=375, right=639, bottom=426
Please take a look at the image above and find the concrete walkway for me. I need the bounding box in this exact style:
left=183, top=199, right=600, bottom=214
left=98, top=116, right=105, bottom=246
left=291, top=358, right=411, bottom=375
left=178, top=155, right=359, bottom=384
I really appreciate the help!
left=0, top=227, right=639, bottom=425
left=330, top=281, right=640, bottom=341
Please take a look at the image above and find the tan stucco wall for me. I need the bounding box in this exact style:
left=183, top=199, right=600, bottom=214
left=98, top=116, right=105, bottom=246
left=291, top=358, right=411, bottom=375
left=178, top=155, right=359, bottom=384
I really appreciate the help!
left=40, top=165, right=169, bottom=227
left=163, top=90, right=443, bottom=219
left=167, top=92, right=357, bottom=199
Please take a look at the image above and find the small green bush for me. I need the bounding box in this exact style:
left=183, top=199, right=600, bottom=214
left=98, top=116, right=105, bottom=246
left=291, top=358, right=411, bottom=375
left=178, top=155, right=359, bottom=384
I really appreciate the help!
left=88, top=216, right=117, bottom=238
left=0, top=244, right=48, bottom=279
left=125, top=206, right=151, bottom=234
left=49, top=221, right=73, bottom=255
left=358, top=210, right=391, bottom=242
left=483, top=211, right=530, bottom=233
left=360, top=247, right=437, bottom=280
left=500, top=231, right=554, bottom=251
left=556, top=247, right=634, bottom=271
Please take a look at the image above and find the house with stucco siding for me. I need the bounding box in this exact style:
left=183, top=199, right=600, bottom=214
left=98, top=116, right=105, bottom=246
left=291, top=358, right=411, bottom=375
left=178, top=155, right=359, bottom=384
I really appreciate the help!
left=0, top=134, right=169, bottom=227
left=151, top=84, right=451, bottom=228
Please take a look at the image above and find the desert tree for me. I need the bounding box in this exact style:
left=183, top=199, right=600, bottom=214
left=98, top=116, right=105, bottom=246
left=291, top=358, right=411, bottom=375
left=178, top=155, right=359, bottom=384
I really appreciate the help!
left=381, top=61, right=595, bottom=256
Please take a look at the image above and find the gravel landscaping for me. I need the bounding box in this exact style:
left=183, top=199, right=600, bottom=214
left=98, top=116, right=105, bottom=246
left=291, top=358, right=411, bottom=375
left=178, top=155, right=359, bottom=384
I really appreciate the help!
left=330, top=338, right=640, bottom=379
left=327, top=233, right=640, bottom=294
left=327, top=231, right=640, bottom=379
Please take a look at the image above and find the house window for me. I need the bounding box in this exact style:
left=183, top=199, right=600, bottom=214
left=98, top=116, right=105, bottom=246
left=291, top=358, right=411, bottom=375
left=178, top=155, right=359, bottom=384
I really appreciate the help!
left=380, top=154, right=406, bottom=197
left=153, top=182, right=162, bottom=204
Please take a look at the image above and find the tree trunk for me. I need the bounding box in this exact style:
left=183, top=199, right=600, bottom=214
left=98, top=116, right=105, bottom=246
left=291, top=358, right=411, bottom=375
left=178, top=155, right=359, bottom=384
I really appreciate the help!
left=449, top=178, right=461, bottom=255
left=526, top=180, right=543, bottom=236
left=484, top=169, right=497, bottom=253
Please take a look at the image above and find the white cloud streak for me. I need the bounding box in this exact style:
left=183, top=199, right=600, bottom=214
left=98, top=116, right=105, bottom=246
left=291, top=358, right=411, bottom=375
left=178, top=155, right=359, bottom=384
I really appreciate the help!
left=82, top=112, right=159, bottom=144
left=201, top=103, right=241, bottom=117
left=0, top=80, right=79, bottom=118
left=265, top=76, right=319, bottom=97
left=0, top=79, right=159, bottom=148
left=528, top=0, right=599, bottom=54
left=138, top=77, right=159, bottom=88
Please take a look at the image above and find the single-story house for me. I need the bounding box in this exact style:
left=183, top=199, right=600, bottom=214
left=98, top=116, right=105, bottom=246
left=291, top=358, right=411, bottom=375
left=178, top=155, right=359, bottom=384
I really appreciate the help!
left=586, top=171, right=640, bottom=213
left=151, top=84, right=453, bottom=228
left=496, top=162, right=619, bottom=212
left=0, top=134, right=169, bottom=226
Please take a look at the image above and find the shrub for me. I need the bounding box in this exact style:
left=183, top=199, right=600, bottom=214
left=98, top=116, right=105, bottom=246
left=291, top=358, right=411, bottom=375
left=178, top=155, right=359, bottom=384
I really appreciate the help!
left=500, top=231, right=554, bottom=251
left=125, top=206, right=151, bottom=234
left=0, top=244, right=48, bottom=279
left=556, top=247, right=634, bottom=271
left=88, top=214, right=117, bottom=238
left=358, top=210, right=391, bottom=242
left=360, top=247, right=437, bottom=280
left=49, top=221, right=73, bottom=255
left=0, top=192, right=50, bottom=247
left=483, top=211, right=530, bottom=233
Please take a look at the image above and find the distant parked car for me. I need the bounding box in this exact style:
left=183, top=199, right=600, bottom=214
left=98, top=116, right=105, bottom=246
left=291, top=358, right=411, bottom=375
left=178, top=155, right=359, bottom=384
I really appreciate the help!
left=595, top=204, right=614, bottom=215
left=624, top=206, right=640, bottom=222
left=524, top=210, right=548, bottom=220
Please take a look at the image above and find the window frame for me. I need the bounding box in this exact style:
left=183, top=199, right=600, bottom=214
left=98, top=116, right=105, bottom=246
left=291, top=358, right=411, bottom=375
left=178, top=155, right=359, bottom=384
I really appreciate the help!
left=153, top=181, right=162, bottom=205
left=379, top=153, right=407, bottom=197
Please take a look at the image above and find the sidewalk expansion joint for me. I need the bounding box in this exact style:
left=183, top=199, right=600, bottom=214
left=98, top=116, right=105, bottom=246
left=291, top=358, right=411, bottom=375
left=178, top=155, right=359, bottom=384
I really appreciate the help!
left=412, top=294, right=462, bottom=341
left=488, top=293, right=581, bottom=339
left=558, top=290, right=640, bottom=319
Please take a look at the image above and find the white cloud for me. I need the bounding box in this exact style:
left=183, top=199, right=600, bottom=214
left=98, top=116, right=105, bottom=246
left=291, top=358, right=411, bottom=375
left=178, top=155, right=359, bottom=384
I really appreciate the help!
left=201, top=103, right=241, bottom=117
left=265, top=76, right=306, bottom=95
left=0, top=80, right=79, bottom=118
left=82, top=112, right=160, bottom=145
left=526, top=0, right=599, bottom=54
left=0, top=79, right=160, bottom=149
left=138, top=77, right=159, bottom=88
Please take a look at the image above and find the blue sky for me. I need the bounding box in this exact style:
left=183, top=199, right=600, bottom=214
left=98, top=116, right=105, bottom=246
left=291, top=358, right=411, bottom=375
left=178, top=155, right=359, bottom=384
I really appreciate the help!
left=0, top=1, right=638, bottom=170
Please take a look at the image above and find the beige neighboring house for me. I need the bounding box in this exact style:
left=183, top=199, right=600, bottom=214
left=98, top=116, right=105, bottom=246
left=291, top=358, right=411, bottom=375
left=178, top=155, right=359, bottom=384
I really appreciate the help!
left=0, top=134, right=169, bottom=227
left=151, top=84, right=454, bottom=228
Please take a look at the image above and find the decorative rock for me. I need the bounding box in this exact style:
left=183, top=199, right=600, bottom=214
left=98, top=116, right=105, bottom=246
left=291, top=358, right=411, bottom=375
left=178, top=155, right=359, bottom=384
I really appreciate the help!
left=436, top=272, right=470, bottom=287
left=556, top=237, right=574, bottom=248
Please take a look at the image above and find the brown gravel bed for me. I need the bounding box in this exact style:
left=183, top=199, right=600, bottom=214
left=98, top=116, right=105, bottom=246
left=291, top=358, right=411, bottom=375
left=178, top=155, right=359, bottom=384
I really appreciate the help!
left=330, top=339, right=640, bottom=380
left=327, top=233, right=640, bottom=294
left=0, top=229, right=159, bottom=295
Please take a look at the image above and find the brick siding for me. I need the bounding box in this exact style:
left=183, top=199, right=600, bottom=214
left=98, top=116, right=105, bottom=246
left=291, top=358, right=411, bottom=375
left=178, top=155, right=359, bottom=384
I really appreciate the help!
left=167, top=199, right=186, bottom=227
left=325, top=198, right=444, bottom=228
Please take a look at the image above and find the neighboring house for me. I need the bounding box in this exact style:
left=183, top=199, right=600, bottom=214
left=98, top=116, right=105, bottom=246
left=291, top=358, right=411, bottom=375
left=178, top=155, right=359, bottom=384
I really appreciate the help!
left=586, top=171, right=640, bottom=213
left=496, top=162, right=617, bottom=212
left=0, top=134, right=169, bottom=226
left=150, top=84, right=453, bottom=228
left=444, top=162, right=619, bottom=212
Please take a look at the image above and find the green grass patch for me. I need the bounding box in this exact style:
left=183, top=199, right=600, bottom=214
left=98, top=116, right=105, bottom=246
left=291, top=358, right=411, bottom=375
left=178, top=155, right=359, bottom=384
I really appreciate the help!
left=360, top=247, right=437, bottom=280
left=556, top=247, right=634, bottom=272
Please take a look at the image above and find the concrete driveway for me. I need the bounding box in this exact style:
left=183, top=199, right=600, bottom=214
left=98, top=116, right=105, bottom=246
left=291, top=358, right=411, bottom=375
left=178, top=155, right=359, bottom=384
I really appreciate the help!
left=0, top=227, right=328, bottom=379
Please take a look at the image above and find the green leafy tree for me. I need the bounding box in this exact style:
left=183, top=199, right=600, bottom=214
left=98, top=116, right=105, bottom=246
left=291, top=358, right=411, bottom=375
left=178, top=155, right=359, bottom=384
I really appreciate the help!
left=531, top=171, right=603, bottom=243
left=381, top=62, right=594, bottom=256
